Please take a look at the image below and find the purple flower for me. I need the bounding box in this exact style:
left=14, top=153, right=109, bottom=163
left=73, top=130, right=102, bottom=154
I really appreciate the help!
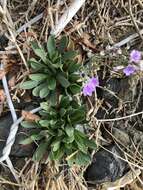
left=130, top=50, right=141, bottom=63
left=123, top=65, right=136, bottom=76
left=89, top=77, right=99, bottom=88
left=82, top=77, right=99, bottom=96
left=83, top=84, right=93, bottom=96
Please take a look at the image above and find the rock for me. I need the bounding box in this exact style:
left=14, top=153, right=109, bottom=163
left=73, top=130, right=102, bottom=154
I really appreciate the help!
left=0, top=113, right=35, bottom=158
left=84, top=145, right=128, bottom=185
left=0, top=34, right=9, bottom=50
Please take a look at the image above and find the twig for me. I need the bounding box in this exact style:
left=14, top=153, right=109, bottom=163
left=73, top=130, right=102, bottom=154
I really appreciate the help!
left=55, top=0, right=61, bottom=26
left=1, top=64, right=17, bottom=122
left=51, top=0, right=86, bottom=36
left=109, top=29, right=143, bottom=50
left=100, top=144, right=143, bottom=170
left=6, top=26, right=29, bottom=71
left=128, top=0, right=143, bottom=40
left=16, top=12, right=43, bottom=35
left=1, top=6, right=29, bottom=70
left=6, top=157, right=19, bottom=182
left=0, top=0, right=7, bottom=13
left=124, top=154, right=143, bottom=185
left=97, top=110, right=143, bottom=122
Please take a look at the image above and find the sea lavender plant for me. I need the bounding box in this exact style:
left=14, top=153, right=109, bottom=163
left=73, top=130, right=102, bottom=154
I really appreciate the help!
left=20, top=35, right=96, bottom=166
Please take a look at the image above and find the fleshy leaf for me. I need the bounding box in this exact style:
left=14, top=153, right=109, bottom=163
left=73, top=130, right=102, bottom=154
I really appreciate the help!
left=47, top=35, right=56, bottom=56
left=33, top=142, right=48, bottom=161
left=20, top=80, right=39, bottom=89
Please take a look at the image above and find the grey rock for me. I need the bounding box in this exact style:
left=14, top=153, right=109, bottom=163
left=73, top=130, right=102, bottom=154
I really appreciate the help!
left=84, top=145, right=128, bottom=185
left=0, top=34, right=9, bottom=50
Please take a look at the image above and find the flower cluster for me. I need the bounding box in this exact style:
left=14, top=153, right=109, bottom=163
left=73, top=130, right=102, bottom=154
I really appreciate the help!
left=123, top=50, right=142, bottom=76
left=114, top=49, right=142, bottom=76
left=82, top=77, right=99, bottom=96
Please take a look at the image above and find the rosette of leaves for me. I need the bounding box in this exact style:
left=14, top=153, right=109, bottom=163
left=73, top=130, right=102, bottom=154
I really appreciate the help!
left=20, top=35, right=81, bottom=100
left=20, top=35, right=97, bottom=166
left=21, top=95, right=96, bottom=165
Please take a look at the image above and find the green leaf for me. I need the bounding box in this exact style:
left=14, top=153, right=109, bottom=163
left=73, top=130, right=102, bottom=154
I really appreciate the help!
left=20, top=80, right=39, bottom=89
left=65, top=135, right=74, bottom=143
left=76, top=141, right=88, bottom=154
left=29, top=74, right=47, bottom=81
left=40, top=102, right=50, bottom=111
left=69, top=84, right=81, bottom=94
left=47, top=128, right=56, bottom=136
left=63, top=50, right=77, bottom=60
left=59, top=36, right=68, bottom=52
left=20, top=134, right=43, bottom=145
left=39, top=120, right=49, bottom=127
left=48, top=77, right=56, bottom=90
left=50, top=148, right=64, bottom=161
left=32, top=83, right=46, bottom=97
left=60, top=96, right=70, bottom=108
left=21, top=121, right=37, bottom=129
left=69, top=73, right=80, bottom=82
left=51, top=140, right=61, bottom=152
left=28, top=58, right=43, bottom=70
left=49, top=91, right=57, bottom=106
left=31, top=41, right=40, bottom=50
left=34, top=48, right=47, bottom=63
left=75, top=152, right=91, bottom=166
left=67, top=157, right=75, bottom=166
left=70, top=109, right=86, bottom=124
left=60, top=108, right=66, bottom=117
left=33, top=142, right=48, bottom=161
left=74, top=129, right=86, bottom=138
left=68, top=62, right=80, bottom=73
left=84, top=138, right=97, bottom=149
left=65, top=126, right=74, bottom=137
left=45, top=58, right=56, bottom=74
left=32, top=82, right=49, bottom=97
left=57, top=74, right=70, bottom=88
left=47, top=35, right=56, bottom=56
left=74, top=131, right=87, bottom=153
left=20, top=137, right=34, bottom=145
left=39, top=87, right=50, bottom=98
left=31, top=134, right=43, bottom=141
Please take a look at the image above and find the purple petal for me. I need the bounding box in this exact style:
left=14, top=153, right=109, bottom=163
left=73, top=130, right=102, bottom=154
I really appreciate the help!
left=89, top=77, right=99, bottom=88
left=82, top=84, right=93, bottom=96
left=123, top=65, right=136, bottom=76
left=130, top=50, right=141, bottom=63
left=82, top=76, right=99, bottom=96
